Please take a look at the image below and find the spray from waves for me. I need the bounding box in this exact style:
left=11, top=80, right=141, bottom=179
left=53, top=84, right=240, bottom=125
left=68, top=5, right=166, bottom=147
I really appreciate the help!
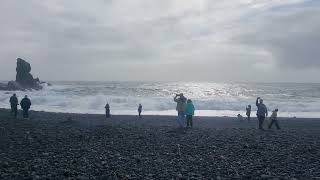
left=1, top=81, right=320, bottom=117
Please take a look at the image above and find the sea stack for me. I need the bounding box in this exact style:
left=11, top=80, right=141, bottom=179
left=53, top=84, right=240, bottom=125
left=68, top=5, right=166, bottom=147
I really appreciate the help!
left=0, top=58, right=43, bottom=91
left=15, top=58, right=42, bottom=90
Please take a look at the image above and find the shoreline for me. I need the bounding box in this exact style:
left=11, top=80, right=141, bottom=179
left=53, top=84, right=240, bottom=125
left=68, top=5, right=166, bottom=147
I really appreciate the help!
left=1, top=108, right=320, bottom=131
left=1, top=108, right=319, bottom=119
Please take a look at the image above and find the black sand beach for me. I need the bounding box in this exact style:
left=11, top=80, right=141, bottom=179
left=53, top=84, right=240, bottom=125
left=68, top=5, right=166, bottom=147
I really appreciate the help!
left=1, top=108, right=320, bottom=179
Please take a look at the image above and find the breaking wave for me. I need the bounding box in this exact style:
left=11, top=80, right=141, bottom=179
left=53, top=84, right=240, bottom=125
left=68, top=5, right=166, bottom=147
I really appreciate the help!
left=1, top=81, right=320, bottom=118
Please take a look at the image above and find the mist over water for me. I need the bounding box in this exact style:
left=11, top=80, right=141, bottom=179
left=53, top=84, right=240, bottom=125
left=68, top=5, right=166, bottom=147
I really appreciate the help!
left=1, top=81, right=320, bottom=118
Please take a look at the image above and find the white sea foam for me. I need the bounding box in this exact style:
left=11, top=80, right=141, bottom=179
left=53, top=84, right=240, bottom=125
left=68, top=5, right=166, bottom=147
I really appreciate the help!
left=1, top=81, right=320, bottom=118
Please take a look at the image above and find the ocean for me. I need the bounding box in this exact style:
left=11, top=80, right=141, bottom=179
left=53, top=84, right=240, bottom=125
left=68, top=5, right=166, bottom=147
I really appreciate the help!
left=0, top=81, right=320, bottom=118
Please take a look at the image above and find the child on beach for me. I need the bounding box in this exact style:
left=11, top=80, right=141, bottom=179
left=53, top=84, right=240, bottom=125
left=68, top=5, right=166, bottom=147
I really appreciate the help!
left=138, top=104, right=142, bottom=118
left=268, top=109, right=280, bottom=130
left=246, top=105, right=251, bottom=122
left=185, top=99, right=195, bottom=128
left=237, top=114, right=244, bottom=122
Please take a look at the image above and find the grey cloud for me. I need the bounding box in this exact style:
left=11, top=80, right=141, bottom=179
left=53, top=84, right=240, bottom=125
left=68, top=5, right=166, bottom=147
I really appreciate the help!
left=235, top=6, right=320, bottom=69
left=0, top=0, right=319, bottom=82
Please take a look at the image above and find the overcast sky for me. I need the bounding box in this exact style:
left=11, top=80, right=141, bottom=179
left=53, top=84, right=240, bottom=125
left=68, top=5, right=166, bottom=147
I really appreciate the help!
left=0, top=0, right=319, bottom=82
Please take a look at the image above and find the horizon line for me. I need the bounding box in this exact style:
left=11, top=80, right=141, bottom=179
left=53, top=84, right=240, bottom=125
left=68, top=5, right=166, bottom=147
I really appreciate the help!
left=1, top=79, right=320, bottom=84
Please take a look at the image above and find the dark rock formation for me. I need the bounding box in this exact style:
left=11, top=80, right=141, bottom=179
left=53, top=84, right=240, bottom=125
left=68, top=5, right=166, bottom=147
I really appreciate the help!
left=0, top=58, right=43, bottom=91
left=15, top=58, right=42, bottom=90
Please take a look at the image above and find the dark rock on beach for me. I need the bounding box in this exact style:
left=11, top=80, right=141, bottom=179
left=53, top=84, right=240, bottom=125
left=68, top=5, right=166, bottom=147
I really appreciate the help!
left=0, top=58, right=44, bottom=91
left=0, top=108, right=320, bottom=179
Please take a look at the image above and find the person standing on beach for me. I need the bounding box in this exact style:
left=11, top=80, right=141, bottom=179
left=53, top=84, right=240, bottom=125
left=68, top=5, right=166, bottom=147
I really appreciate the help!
left=105, top=103, right=110, bottom=118
left=186, top=99, right=195, bottom=128
left=246, top=105, right=251, bottom=122
left=174, top=93, right=187, bottom=128
left=138, top=104, right=142, bottom=118
left=256, top=97, right=268, bottom=130
left=9, top=94, right=19, bottom=118
left=20, top=95, right=31, bottom=119
left=268, top=109, right=280, bottom=130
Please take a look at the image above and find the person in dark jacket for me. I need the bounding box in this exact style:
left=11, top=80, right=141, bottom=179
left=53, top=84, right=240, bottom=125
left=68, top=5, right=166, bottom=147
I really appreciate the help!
left=268, top=109, right=280, bottom=130
left=246, top=105, right=251, bottom=122
left=9, top=94, right=19, bottom=118
left=256, top=97, right=268, bottom=130
left=105, top=103, right=110, bottom=118
left=20, top=95, right=31, bottom=119
left=174, top=93, right=187, bottom=128
left=138, top=104, right=142, bottom=118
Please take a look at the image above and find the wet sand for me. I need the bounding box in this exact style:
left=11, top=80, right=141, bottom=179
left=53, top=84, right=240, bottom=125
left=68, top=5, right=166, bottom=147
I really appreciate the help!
left=0, top=108, right=320, bottom=179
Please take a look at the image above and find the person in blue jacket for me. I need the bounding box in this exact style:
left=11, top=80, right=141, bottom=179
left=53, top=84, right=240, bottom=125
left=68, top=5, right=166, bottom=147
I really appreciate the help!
left=185, top=99, right=195, bottom=128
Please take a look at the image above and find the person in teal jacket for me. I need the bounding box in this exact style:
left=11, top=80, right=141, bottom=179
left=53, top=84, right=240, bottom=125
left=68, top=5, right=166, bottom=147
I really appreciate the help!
left=185, top=99, right=195, bottom=127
